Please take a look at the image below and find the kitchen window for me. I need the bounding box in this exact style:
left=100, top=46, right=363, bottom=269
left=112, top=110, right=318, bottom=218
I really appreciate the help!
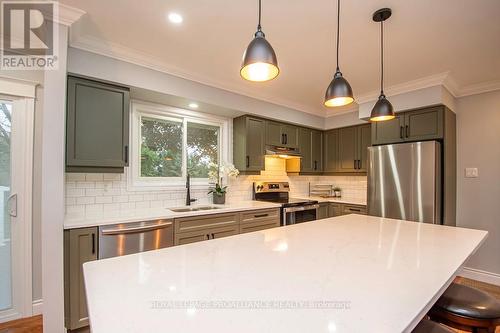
left=130, top=101, right=230, bottom=189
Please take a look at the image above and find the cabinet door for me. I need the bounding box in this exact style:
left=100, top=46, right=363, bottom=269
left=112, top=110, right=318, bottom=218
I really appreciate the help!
left=246, top=118, right=265, bottom=171
left=64, top=227, right=98, bottom=330
left=298, top=128, right=313, bottom=172
left=404, top=106, right=444, bottom=141
left=371, top=114, right=405, bottom=145
left=324, top=129, right=339, bottom=172
left=66, top=76, right=129, bottom=171
left=356, top=124, right=371, bottom=172
left=282, top=124, right=298, bottom=148
left=338, top=127, right=357, bottom=172
left=266, top=121, right=284, bottom=146
left=311, top=130, right=323, bottom=172
left=328, top=203, right=343, bottom=217
left=318, top=203, right=329, bottom=220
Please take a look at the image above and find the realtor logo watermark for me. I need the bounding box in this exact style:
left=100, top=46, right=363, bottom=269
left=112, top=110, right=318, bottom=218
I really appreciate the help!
left=1, top=1, right=59, bottom=70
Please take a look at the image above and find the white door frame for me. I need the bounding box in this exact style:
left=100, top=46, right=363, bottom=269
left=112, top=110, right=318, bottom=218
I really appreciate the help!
left=0, top=77, right=35, bottom=323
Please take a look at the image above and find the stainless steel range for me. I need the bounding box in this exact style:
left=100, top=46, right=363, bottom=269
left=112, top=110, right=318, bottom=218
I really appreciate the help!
left=253, top=182, right=319, bottom=226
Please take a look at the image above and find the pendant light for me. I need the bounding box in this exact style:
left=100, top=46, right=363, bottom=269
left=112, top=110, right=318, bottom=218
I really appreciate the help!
left=370, top=8, right=395, bottom=122
left=324, top=0, right=354, bottom=107
left=240, top=0, right=279, bottom=82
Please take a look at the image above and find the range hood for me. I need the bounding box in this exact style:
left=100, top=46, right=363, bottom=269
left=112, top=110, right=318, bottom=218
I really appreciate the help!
left=265, top=145, right=302, bottom=158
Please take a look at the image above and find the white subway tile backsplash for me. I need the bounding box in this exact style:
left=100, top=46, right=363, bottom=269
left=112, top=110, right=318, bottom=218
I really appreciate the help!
left=65, top=169, right=367, bottom=220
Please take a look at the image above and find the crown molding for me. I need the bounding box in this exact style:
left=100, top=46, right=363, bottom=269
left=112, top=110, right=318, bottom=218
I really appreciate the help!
left=456, top=79, right=500, bottom=97
left=56, top=3, right=86, bottom=26
left=69, top=34, right=327, bottom=118
left=324, top=104, right=359, bottom=118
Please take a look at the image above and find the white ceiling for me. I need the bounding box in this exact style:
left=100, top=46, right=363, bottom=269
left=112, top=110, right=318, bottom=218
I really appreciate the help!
left=61, top=0, right=500, bottom=117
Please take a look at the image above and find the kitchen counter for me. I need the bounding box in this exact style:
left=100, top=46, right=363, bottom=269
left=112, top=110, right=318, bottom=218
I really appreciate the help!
left=64, top=201, right=281, bottom=229
left=83, top=215, right=487, bottom=333
left=303, top=196, right=367, bottom=206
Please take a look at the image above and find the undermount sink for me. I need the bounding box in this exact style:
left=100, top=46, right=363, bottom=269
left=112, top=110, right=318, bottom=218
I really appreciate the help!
left=168, top=206, right=222, bottom=213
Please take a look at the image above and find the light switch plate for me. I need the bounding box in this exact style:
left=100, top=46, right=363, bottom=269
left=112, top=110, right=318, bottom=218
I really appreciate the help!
left=465, top=167, right=479, bottom=178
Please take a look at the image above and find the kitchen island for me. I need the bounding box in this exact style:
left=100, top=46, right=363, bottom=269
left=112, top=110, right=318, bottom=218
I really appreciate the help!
left=83, top=214, right=487, bottom=333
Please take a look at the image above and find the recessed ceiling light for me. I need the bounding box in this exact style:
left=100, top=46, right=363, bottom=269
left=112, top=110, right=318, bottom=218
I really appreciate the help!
left=188, top=102, right=199, bottom=109
left=168, top=12, right=183, bottom=24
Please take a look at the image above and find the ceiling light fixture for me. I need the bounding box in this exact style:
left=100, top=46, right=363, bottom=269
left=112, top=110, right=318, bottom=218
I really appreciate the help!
left=370, top=8, right=395, bottom=122
left=188, top=102, right=199, bottom=109
left=240, top=0, right=279, bottom=82
left=168, top=12, right=183, bottom=24
left=324, top=0, right=354, bottom=108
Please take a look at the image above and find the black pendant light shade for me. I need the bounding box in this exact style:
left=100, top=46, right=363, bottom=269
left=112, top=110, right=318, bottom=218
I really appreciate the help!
left=240, top=0, right=279, bottom=82
left=324, top=0, right=354, bottom=107
left=324, top=70, right=354, bottom=107
left=370, top=8, right=395, bottom=122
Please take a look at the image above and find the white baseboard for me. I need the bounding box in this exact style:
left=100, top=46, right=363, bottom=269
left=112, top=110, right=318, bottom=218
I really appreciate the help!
left=459, top=267, right=500, bottom=286
left=32, top=299, right=43, bottom=316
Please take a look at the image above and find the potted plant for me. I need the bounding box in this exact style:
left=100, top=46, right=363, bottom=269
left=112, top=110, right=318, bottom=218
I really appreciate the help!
left=333, top=187, right=342, bottom=198
left=208, top=162, right=239, bottom=205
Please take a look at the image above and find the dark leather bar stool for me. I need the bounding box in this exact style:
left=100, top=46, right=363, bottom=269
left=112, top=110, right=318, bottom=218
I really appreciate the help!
left=412, top=319, right=455, bottom=333
left=429, top=283, right=500, bottom=333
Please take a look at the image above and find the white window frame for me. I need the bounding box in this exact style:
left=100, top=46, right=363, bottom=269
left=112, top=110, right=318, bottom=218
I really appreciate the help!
left=129, top=100, right=230, bottom=191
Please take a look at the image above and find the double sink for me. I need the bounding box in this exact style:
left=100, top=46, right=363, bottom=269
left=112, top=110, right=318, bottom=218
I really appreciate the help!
left=168, top=205, right=223, bottom=213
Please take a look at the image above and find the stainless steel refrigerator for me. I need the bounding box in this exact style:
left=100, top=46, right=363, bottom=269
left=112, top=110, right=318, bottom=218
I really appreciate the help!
left=367, top=141, right=441, bottom=224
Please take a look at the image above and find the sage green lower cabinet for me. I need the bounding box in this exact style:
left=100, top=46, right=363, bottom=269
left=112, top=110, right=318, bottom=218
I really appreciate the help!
left=328, top=203, right=367, bottom=217
left=64, top=227, right=98, bottom=331
left=66, top=75, right=130, bottom=173
left=318, top=203, right=329, bottom=220
left=233, top=116, right=265, bottom=173
left=239, top=208, right=280, bottom=233
left=328, top=203, right=343, bottom=217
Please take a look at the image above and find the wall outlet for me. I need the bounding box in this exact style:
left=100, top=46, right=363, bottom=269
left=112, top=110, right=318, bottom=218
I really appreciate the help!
left=465, top=167, right=479, bottom=178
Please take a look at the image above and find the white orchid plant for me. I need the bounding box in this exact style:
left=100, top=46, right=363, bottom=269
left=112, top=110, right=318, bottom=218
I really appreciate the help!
left=207, top=161, right=239, bottom=197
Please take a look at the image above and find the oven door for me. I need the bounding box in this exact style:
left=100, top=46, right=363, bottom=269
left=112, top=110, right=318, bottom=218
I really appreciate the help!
left=282, top=204, right=319, bottom=226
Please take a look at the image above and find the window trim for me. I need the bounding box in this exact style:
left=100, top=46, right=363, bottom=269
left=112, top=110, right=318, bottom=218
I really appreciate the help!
left=129, top=100, right=230, bottom=191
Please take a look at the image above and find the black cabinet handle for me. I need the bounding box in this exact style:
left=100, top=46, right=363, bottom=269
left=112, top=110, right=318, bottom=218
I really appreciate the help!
left=349, top=208, right=361, bottom=212
left=405, top=125, right=409, bottom=138
left=254, top=213, right=269, bottom=218
left=206, top=234, right=210, bottom=240
left=314, top=160, right=317, bottom=170
left=284, top=133, right=288, bottom=145
left=124, top=145, right=129, bottom=164
left=281, top=133, right=285, bottom=144
left=91, top=233, right=96, bottom=255
left=400, top=126, right=404, bottom=139
left=211, top=233, right=215, bottom=239
left=358, top=160, right=362, bottom=170
left=246, top=155, right=250, bottom=168
left=354, top=159, right=357, bottom=169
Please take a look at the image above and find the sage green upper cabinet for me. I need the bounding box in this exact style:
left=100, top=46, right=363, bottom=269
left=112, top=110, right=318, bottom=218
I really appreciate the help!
left=311, top=130, right=323, bottom=172
left=233, top=116, right=265, bottom=173
left=324, top=129, right=339, bottom=172
left=338, top=126, right=357, bottom=172
left=357, top=124, right=371, bottom=172
left=66, top=76, right=130, bottom=173
left=371, top=114, right=405, bottom=145
left=404, top=106, right=443, bottom=141
left=265, top=121, right=298, bottom=148
left=298, top=128, right=313, bottom=172
left=372, top=106, right=444, bottom=145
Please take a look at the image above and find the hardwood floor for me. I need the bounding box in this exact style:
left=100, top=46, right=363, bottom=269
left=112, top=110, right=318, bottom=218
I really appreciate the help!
left=0, top=278, right=498, bottom=333
left=0, top=315, right=42, bottom=333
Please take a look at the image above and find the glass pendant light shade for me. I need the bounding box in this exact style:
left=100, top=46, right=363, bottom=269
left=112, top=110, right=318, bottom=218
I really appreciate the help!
left=240, top=31, right=279, bottom=82
left=370, top=94, right=395, bottom=122
left=324, top=70, right=354, bottom=107
left=370, top=8, right=395, bottom=122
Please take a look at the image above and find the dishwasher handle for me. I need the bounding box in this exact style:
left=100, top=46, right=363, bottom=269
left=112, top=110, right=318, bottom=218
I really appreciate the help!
left=101, top=221, right=173, bottom=235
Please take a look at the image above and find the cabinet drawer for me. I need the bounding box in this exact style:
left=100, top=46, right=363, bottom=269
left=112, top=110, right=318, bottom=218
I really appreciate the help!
left=240, top=208, right=280, bottom=224
left=240, top=218, right=280, bottom=234
left=175, top=213, right=238, bottom=233
left=343, top=204, right=367, bottom=215
left=175, top=225, right=238, bottom=246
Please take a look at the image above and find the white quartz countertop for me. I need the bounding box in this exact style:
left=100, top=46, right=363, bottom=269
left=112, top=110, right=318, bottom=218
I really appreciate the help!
left=303, top=196, right=367, bottom=206
left=64, top=201, right=281, bottom=229
left=83, top=215, right=487, bottom=333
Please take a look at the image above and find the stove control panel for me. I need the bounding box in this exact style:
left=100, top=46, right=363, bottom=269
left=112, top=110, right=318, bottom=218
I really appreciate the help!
left=254, top=182, right=290, bottom=193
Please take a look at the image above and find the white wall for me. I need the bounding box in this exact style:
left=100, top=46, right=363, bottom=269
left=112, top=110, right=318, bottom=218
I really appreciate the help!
left=456, top=90, right=500, bottom=277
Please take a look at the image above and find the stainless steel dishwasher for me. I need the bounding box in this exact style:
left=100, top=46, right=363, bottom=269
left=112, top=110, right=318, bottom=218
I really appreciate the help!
left=98, top=219, right=174, bottom=259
